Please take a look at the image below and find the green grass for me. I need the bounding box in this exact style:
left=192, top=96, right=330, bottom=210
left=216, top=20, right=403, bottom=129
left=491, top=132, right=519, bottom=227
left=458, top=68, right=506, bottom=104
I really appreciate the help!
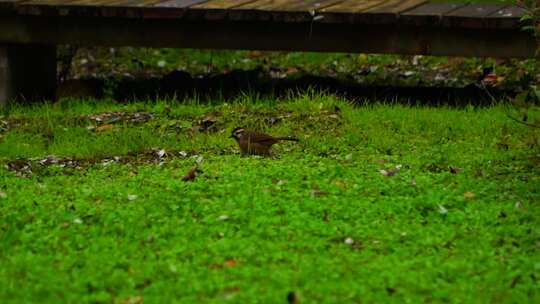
left=0, top=94, right=539, bottom=303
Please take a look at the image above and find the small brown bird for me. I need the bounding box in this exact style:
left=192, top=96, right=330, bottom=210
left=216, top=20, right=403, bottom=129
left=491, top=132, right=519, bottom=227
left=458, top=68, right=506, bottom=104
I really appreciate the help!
left=230, top=127, right=298, bottom=156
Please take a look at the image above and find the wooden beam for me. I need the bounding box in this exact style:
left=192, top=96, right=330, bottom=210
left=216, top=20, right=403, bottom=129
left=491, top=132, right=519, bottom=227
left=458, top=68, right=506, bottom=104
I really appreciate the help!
left=0, top=16, right=535, bottom=58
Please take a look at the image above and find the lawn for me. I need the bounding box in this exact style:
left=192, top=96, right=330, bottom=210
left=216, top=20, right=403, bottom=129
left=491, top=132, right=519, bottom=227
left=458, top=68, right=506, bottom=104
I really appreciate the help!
left=0, top=94, right=539, bottom=303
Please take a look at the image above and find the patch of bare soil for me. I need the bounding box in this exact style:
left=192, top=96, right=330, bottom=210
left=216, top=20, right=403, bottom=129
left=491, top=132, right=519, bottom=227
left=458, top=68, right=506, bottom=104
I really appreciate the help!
left=4, top=149, right=198, bottom=177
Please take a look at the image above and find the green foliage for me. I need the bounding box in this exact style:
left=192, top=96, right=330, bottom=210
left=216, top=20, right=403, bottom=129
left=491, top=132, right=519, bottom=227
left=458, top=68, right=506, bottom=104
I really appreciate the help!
left=0, top=95, right=539, bottom=303
left=517, top=0, right=540, bottom=53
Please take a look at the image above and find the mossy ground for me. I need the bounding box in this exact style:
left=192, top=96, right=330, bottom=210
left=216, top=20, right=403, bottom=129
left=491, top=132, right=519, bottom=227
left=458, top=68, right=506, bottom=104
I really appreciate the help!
left=0, top=94, right=539, bottom=303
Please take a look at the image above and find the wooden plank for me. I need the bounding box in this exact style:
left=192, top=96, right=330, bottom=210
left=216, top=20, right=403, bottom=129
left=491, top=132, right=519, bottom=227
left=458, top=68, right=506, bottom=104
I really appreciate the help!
left=0, top=0, right=26, bottom=12
left=442, top=4, right=508, bottom=28
left=323, top=0, right=388, bottom=13
left=361, top=0, right=427, bottom=24
left=323, top=0, right=426, bottom=24
left=154, top=0, right=208, bottom=8
left=366, top=0, right=427, bottom=14
left=191, top=0, right=256, bottom=9
left=227, top=0, right=345, bottom=22
left=15, top=0, right=207, bottom=18
left=400, top=3, right=466, bottom=26
left=485, top=5, right=528, bottom=29
left=239, top=0, right=343, bottom=11
left=236, top=0, right=284, bottom=9
left=61, top=1, right=163, bottom=6
left=321, top=0, right=389, bottom=23
left=401, top=3, right=465, bottom=17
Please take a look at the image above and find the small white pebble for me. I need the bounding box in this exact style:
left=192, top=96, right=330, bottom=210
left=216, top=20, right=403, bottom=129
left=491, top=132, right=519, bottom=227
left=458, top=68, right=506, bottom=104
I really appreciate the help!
left=127, top=194, right=138, bottom=201
left=344, top=237, right=354, bottom=245
left=73, top=218, right=83, bottom=224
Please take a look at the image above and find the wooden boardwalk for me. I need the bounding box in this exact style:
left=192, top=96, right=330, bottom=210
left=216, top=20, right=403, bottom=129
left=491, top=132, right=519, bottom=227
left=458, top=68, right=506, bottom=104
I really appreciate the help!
left=0, top=0, right=535, bottom=57
left=0, top=1, right=537, bottom=104
left=0, top=0, right=529, bottom=29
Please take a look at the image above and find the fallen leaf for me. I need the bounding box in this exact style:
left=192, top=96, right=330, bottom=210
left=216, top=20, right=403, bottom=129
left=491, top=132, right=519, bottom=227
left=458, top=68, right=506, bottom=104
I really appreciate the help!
left=217, top=215, right=230, bottom=221
left=438, top=205, right=448, bottom=215
left=401, top=71, right=415, bottom=77
left=95, top=124, right=114, bottom=132
left=122, top=295, right=143, bottom=304
left=449, top=166, right=461, bottom=174
left=379, top=165, right=402, bottom=177
left=127, top=194, right=138, bottom=201
left=464, top=191, right=475, bottom=199
left=39, top=155, right=60, bottom=165
left=333, top=180, right=347, bottom=189
left=222, top=286, right=240, bottom=300
left=224, top=259, right=237, bottom=267
left=0, top=192, right=7, bottom=199
left=310, top=189, right=328, bottom=198
left=192, top=116, right=217, bottom=132
left=182, top=166, right=202, bottom=182
left=344, top=237, right=354, bottom=245
left=156, top=149, right=166, bottom=159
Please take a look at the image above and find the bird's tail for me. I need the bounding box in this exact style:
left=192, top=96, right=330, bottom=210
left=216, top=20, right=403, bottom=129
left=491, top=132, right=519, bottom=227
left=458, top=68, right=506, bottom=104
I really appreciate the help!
left=276, top=136, right=299, bottom=142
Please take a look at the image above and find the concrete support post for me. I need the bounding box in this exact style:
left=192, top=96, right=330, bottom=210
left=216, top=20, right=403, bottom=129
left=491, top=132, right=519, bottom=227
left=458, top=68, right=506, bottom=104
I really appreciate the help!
left=0, top=44, right=56, bottom=106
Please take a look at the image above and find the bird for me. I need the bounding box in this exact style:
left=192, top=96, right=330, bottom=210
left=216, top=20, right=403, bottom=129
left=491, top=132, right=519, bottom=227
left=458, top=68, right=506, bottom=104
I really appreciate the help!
left=230, top=127, right=298, bottom=156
